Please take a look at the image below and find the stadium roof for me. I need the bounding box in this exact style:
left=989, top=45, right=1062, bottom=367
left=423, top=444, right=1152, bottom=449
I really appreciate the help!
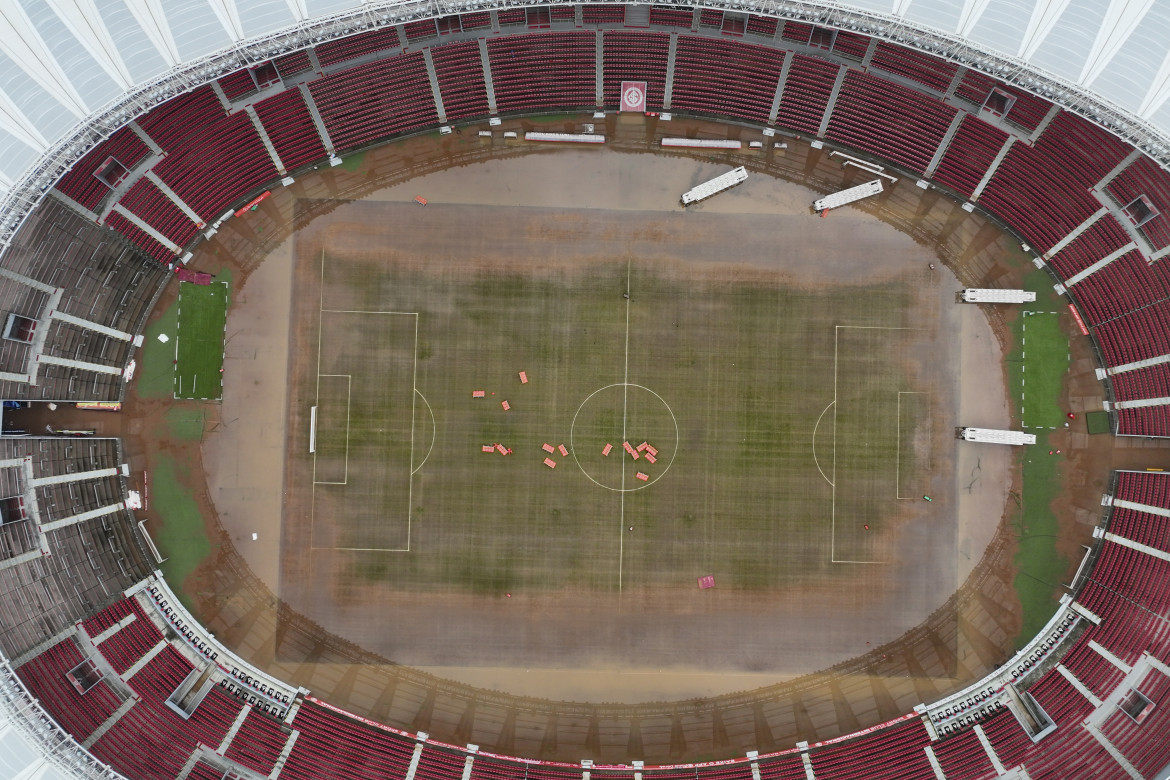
left=0, top=0, right=1166, bottom=201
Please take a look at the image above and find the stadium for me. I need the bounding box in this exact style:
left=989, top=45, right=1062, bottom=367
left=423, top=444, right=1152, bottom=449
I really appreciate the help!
left=0, top=0, right=1167, bottom=778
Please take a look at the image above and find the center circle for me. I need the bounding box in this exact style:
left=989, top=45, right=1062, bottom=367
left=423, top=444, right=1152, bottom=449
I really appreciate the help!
left=569, top=383, right=679, bottom=492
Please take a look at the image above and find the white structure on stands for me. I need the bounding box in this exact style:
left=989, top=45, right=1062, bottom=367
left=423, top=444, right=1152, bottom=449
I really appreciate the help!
left=961, top=289, right=1039, bottom=303
left=960, top=427, right=1038, bottom=445
left=682, top=166, right=749, bottom=205
left=813, top=179, right=884, bottom=212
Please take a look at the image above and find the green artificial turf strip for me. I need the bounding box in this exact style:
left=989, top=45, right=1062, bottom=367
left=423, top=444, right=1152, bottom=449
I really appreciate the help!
left=151, top=453, right=213, bottom=610
left=174, top=281, right=228, bottom=400
left=137, top=291, right=180, bottom=400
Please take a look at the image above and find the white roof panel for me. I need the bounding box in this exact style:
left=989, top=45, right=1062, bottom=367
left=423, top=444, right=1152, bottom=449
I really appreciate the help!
left=0, top=50, right=77, bottom=144
left=0, top=126, right=40, bottom=184
left=306, top=0, right=363, bottom=15
left=904, top=0, right=967, bottom=33
left=163, top=0, right=234, bottom=61
left=1029, top=0, right=1109, bottom=81
left=239, top=0, right=298, bottom=38
left=92, top=0, right=170, bottom=83
left=965, top=0, right=1032, bottom=56
left=16, top=0, right=122, bottom=111
left=1088, top=0, right=1170, bottom=112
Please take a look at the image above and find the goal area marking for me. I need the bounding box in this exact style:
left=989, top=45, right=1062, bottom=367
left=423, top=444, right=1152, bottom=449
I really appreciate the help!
left=309, top=249, right=420, bottom=553
left=831, top=325, right=921, bottom=565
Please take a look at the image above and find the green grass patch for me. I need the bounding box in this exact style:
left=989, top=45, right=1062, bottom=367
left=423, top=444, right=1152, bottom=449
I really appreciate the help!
left=175, top=281, right=228, bottom=400
left=338, top=152, right=366, bottom=172
left=150, top=453, right=213, bottom=610
left=1014, top=311, right=1069, bottom=429
left=165, top=405, right=207, bottom=441
left=1013, top=429, right=1069, bottom=645
left=1008, top=269, right=1072, bottom=645
left=138, top=290, right=180, bottom=399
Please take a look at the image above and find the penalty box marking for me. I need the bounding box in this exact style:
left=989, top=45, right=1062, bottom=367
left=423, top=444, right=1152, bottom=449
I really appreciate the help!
left=310, top=296, right=420, bottom=553
left=313, top=374, right=352, bottom=485
left=831, top=325, right=918, bottom=565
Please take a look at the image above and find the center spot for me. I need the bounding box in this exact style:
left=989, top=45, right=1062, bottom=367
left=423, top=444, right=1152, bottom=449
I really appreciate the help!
left=569, top=383, right=678, bottom=492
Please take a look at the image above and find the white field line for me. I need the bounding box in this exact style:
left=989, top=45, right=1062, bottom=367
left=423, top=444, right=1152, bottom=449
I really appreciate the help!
left=831, top=325, right=916, bottom=565
left=312, top=374, right=351, bottom=485
left=896, top=391, right=925, bottom=500
left=311, top=247, right=419, bottom=553
left=618, top=259, right=632, bottom=593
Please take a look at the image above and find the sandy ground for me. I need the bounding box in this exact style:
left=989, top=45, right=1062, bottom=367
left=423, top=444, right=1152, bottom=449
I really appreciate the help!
left=202, top=237, right=294, bottom=591
left=954, top=305, right=1012, bottom=580
left=205, top=149, right=1007, bottom=702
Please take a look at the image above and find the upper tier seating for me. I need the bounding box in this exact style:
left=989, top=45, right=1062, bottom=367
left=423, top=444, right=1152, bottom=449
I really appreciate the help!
left=825, top=71, right=958, bottom=175
left=602, top=31, right=670, bottom=111
left=54, top=127, right=151, bottom=211
left=980, top=113, right=1133, bottom=253
left=487, top=33, right=596, bottom=113
left=308, top=53, right=438, bottom=153
left=430, top=41, right=492, bottom=122
left=671, top=37, right=786, bottom=123
left=1105, top=155, right=1170, bottom=251
left=869, top=42, right=957, bottom=93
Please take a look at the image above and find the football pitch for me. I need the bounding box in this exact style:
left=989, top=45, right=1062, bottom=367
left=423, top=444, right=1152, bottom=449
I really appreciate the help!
left=277, top=197, right=961, bottom=674
left=174, top=281, right=228, bottom=401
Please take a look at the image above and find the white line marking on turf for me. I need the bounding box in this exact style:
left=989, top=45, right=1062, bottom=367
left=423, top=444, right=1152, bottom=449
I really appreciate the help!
left=619, top=259, right=631, bottom=593
left=569, top=384, right=679, bottom=492
left=811, top=401, right=835, bottom=487
left=411, top=389, right=436, bottom=476
left=313, top=374, right=351, bottom=485
left=831, top=325, right=915, bottom=565
left=405, top=312, right=419, bottom=551
left=895, top=391, right=924, bottom=500
left=311, top=250, right=420, bottom=554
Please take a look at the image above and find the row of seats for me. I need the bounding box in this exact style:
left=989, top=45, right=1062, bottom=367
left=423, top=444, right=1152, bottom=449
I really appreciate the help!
left=932, top=114, right=1009, bottom=197
left=807, top=718, right=933, bottom=779
left=1095, top=299, right=1170, bottom=366
left=1106, top=504, right=1170, bottom=549
left=602, top=31, right=670, bottom=111
left=118, top=179, right=200, bottom=248
left=308, top=53, right=439, bottom=153
left=253, top=88, right=328, bottom=172
left=315, top=27, right=400, bottom=68
left=1106, top=155, right=1170, bottom=251
left=775, top=54, right=839, bottom=134
left=825, top=71, right=958, bottom=175
left=980, top=113, right=1130, bottom=253
left=648, top=7, right=693, bottom=28
left=1098, top=669, right=1170, bottom=778
left=1110, top=360, right=1170, bottom=402
left=54, top=126, right=150, bottom=211
left=929, top=726, right=995, bottom=780
left=1046, top=215, right=1133, bottom=280
left=1075, top=249, right=1169, bottom=327
left=1114, top=470, right=1170, bottom=507
left=430, top=41, right=492, bottom=122
left=672, top=37, right=787, bottom=123
left=487, top=32, right=596, bottom=112
left=223, top=706, right=291, bottom=774
left=90, top=645, right=241, bottom=780
left=17, top=637, right=123, bottom=743
left=1117, top=405, right=1170, bottom=437
left=869, top=41, right=957, bottom=93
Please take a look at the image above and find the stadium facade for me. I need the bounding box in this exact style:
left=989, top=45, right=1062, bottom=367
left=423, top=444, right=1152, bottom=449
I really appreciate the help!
left=0, top=1, right=1168, bottom=778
